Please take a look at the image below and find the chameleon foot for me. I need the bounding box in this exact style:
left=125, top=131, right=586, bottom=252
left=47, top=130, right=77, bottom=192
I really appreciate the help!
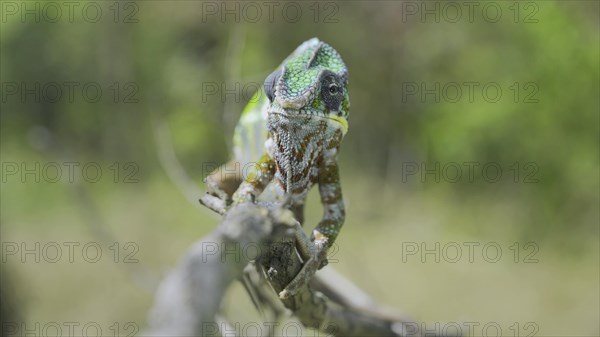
left=279, top=255, right=324, bottom=299
left=278, top=228, right=329, bottom=299
left=200, top=174, right=237, bottom=214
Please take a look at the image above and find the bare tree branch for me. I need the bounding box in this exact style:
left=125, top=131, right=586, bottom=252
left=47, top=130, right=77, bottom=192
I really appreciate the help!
left=146, top=201, right=442, bottom=337
left=146, top=203, right=294, bottom=336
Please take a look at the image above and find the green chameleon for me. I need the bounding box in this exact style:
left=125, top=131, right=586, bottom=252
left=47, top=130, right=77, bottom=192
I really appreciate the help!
left=203, top=38, right=350, bottom=299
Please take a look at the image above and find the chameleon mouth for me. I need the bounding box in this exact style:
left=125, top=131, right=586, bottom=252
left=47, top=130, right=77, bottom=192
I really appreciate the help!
left=269, top=104, right=325, bottom=117
left=269, top=106, right=348, bottom=135
left=325, top=113, right=348, bottom=135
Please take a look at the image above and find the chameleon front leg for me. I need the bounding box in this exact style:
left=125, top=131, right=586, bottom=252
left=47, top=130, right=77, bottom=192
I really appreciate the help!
left=232, top=153, right=276, bottom=203
left=201, top=160, right=245, bottom=214
left=205, top=160, right=244, bottom=199
left=202, top=154, right=275, bottom=213
left=279, top=159, right=345, bottom=299
left=312, top=158, right=345, bottom=256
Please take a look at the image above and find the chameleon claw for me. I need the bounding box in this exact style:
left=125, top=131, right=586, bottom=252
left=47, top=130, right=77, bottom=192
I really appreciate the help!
left=278, top=254, right=323, bottom=299
left=278, top=289, right=290, bottom=299
left=277, top=227, right=331, bottom=299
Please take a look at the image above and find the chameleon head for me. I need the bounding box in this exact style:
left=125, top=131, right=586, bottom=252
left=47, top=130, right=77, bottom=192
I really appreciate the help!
left=263, top=38, right=350, bottom=135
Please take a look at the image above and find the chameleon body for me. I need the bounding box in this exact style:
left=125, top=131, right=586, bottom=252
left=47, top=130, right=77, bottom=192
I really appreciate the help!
left=205, top=38, right=349, bottom=298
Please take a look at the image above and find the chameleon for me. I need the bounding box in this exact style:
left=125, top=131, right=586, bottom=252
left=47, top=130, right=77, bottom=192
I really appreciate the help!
left=202, top=38, right=350, bottom=299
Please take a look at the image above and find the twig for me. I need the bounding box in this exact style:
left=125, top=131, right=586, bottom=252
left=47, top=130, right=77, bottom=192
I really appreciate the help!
left=151, top=113, right=204, bottom=207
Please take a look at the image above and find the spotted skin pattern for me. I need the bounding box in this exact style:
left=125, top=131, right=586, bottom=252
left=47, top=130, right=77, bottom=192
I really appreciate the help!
left=211, top=38, right=349, bottom=298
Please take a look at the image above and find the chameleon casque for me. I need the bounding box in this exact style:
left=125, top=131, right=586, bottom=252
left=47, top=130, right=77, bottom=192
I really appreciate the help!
left=204, top=38, right=349, bottom=299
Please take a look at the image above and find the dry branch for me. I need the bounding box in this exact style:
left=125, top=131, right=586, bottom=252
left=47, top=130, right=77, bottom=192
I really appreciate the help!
left=147, top=203, right=294, bottom=336
left=146, top=200, right=442, bottom=337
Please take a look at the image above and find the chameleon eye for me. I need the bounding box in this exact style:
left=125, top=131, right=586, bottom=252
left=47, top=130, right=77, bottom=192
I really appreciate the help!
left=320, top=75, right=343, bottom=111
left=328, top=84, right=339, bottom=95
left=264, top=69, right=282, bottom=103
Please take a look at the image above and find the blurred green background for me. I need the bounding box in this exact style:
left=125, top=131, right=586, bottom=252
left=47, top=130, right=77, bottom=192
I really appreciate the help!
left=1, top=1, right=598, bottom=336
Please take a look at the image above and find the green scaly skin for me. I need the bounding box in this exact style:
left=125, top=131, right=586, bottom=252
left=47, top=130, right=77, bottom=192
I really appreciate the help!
left=208, top=38, right=350, bottom=299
